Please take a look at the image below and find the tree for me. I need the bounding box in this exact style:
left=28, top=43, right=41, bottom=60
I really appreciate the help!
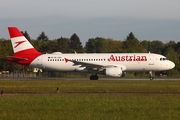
left=94, top=37, right=108, bottom=53
left=85, top=37, right=108, bottom=53
left=166, top=40, right=176, bottom=47
left=164, top=47, right=179, bottom=77
left=38, top=40, right=65, bottom=53
left=38, top=40, right=51, bottom=53
left=37, top=31, right=49, bottom=42
left=57, top=37, right=70, bottom=53
left=140, top=40, right=149, bottom=53
left=149, top=40, right=164, bottom=54
left=175, top=42, right=180, bottom=59
left=106, top=39, right=123, bottom=53
left=123, top=32, right=141, bottom=52
left=70, top=33, right=83, bottom=52
left=86, top=38, right=123, bottom=53
left=21, top=31, right=31, bottom=41
left=164, top=47, right=178, bottom=63
left=85, top=38, right=96, bottom=53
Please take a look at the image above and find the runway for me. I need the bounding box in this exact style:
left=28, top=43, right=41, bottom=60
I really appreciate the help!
left=0, top=77, right=180, bottom=80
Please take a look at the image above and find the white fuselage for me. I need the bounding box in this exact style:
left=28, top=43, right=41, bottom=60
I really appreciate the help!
left=30, top=53, right=175, bottom=72
left=6, top=27, right=175, bottom=79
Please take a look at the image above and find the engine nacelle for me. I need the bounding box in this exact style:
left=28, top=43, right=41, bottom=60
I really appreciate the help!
left=104, top=67, right=123, bottom=77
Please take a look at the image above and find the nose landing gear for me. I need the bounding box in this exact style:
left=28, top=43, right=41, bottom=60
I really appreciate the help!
left=149, top=71, right=154, bottom=80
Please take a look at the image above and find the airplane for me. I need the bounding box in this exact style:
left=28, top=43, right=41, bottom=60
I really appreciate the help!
left=5, top=27, right=175, bottom=80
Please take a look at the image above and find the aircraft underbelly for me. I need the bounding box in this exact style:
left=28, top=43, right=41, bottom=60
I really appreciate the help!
left=124, top=62, right=143, bottom=71
left=44, top=63, right=77, bottom=71
left=125, top=62, right=157, bottom=71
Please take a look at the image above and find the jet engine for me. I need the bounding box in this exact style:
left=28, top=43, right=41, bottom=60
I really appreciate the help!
left=104, top=67, right=123, bottom=77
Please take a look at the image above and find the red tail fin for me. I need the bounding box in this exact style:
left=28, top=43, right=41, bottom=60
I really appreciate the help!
left=6, top=27, right=42, bottom=66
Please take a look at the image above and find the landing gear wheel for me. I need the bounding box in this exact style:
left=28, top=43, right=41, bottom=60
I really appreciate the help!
left=149, top=71, right=154, bottom=80
left=90, top=75, right=99, bottom=80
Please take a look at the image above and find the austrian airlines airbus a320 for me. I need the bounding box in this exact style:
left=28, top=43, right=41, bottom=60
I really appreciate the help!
left=6, top=27, right=175, bottom=80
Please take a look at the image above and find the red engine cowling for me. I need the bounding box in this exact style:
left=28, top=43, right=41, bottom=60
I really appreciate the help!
left=104, top=67, right=123, bottom=77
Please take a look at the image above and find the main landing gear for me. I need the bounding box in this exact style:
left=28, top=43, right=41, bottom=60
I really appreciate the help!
left=149, top=71, right=154, bottom=80
left=90, top=74, right=99, bottom=80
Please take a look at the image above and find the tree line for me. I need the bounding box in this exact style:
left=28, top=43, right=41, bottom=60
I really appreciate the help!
left=0, top=31, right=179, bottom=77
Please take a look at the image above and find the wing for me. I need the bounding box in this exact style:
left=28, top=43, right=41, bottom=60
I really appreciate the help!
left=65, top=58, right=104, bottom=70
left=65, top=58, right=126, bottom=71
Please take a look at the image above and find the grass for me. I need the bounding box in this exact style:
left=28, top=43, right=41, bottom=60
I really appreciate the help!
left=0, top=80, right=180, bottom=120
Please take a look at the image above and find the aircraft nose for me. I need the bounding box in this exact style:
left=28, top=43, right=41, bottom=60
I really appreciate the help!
left=168, top=61, right=175, bottom=69
left=171, top=62, right=175, bottom=69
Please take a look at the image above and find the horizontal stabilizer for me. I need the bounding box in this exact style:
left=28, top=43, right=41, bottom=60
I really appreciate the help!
left=6, top=56, right=28, bottom=61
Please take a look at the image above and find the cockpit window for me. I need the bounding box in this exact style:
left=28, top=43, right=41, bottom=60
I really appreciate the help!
left=160, top=58, right=168, bottom=61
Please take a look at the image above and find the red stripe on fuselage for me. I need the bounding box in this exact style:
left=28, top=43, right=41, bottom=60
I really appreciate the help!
left=6, top=48, right=42, bottom=66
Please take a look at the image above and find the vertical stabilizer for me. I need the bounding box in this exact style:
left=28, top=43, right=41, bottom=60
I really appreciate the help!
left=8, top=27, right=40, bottom=55
left=6, top=27, right=42, bottom=65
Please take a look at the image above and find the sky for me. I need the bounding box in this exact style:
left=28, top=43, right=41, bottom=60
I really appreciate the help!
left=0, top=0, right=180, bottom=46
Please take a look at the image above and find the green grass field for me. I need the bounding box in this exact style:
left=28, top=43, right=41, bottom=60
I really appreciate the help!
left=0, top=80, right=180, bottom=120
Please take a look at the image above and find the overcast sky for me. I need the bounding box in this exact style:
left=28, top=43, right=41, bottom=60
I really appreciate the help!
left=0, top=0, right=180, bottom=45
